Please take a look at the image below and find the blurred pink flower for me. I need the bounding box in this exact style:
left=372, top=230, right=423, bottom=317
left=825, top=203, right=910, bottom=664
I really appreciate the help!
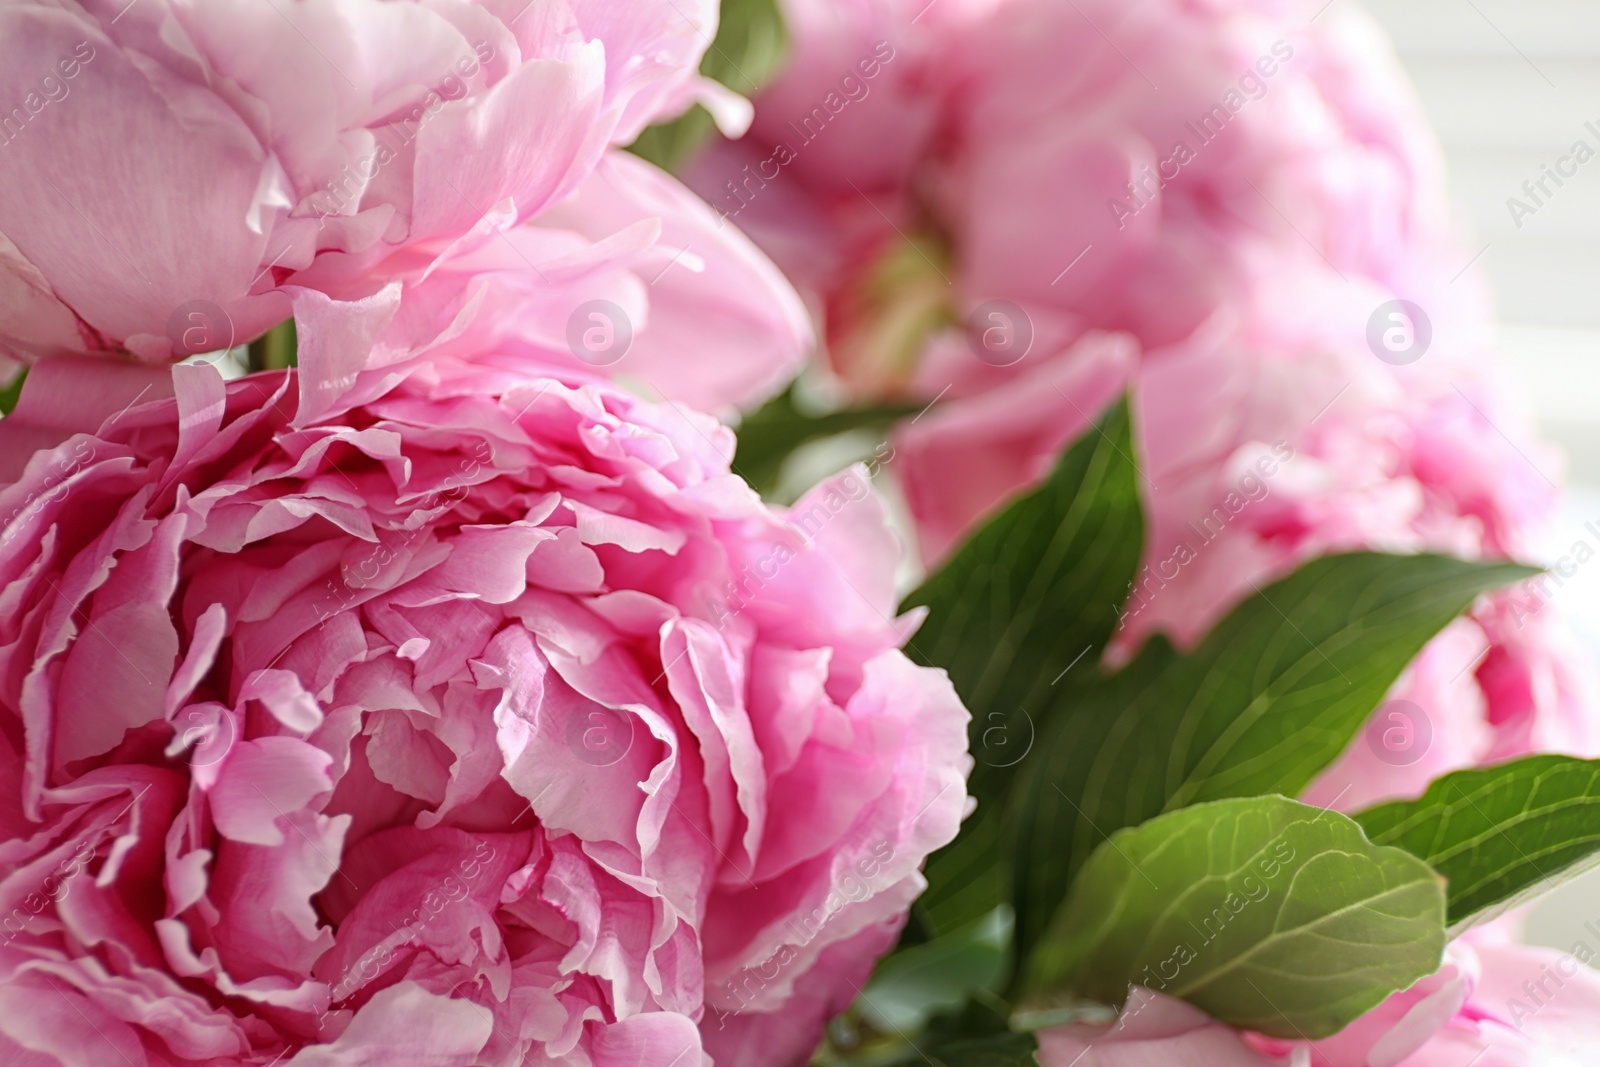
left=692, top=0, right=1599, bottom=807
left=0, top=288, right=970, bottom=1065
left=0, top=0, right=792, bottom=386
left=692, top=0, right=1469, bottom=378
left=1036, top=930, right=1600, bottom=1067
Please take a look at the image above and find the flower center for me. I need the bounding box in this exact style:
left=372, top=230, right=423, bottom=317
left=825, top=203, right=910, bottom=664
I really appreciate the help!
left=824, top=230, right=955, bottom=399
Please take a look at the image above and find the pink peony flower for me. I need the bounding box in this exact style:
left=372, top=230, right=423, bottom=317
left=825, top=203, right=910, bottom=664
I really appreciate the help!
left=691, top=0, right=1599, bottom=806
left=1391, top=936, right=1600, bottom=1066
left=692, top=0, right=1470, bottom=377
left=1038, top=928, right=1600, bottom=1067
left=0, top=291, right=970, bottom=1065
left=1250, top=926, right=1600, bottom=1066
left=0, top=0, right=786, bottom=380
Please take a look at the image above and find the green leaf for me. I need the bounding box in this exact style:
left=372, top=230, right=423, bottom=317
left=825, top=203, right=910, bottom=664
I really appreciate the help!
left=247, top=319, right=297, bottom=370
left=1010, top=552, right=1535, bottom=964
left=812, top=992, right=1030, bottom=1067
left=1357, top=755, right=1600, bottom=931
left=907, top=396, right=1144, bottom=935
left=920, top=1033, right=1039, bottom=1067
left=625, top=109, right=718, bottom=174
left=858, top=910, right=1011, bottom=1034
left=1007, top=636, right=1175, bottom=963
left=854, top=999, right=1038, bottom=1067
left=919, top=992, right=1015, bottom=1045
left=627, top=0, right=788, bottom=172
left=1028, top=795, right=1447, bottom=1040
left=730, top=382, right=918, bottom=498
left=0, top=367, right=26, bottom=415
left=815, top=1027, right=1039, bottom=1067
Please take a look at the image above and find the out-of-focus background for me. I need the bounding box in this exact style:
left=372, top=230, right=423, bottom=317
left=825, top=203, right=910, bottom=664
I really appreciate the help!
left=1368, top=0, right=1600, bottom=478
left=1363, top=0, right=1600, bottom=951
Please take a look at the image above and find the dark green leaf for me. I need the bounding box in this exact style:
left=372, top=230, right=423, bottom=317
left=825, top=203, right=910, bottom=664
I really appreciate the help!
left=859, top=910, right=1011, bottom=1034
left=625, top=105, right=717, bottom=175
left=919, top=992, right=1015, bottom=1044
left=852, top=1003, right=1037, bottom=1067
left=908, top=397, right=1143, bottom=935
left=730, top=382, right=918, bottom=498
left=921, top=1032, right=1039, bottom=1067
left=1008, top=636, right=1176, bottom=965
left=247, top=318, right=297, bottom=370
left=1029, top=795, right=1446, bottom=1039
left=1010, top=552, right=1534, bottom=963
left=1358, top=755, right=1600, bottom=930
left=0, top=367, right=26, bottom=415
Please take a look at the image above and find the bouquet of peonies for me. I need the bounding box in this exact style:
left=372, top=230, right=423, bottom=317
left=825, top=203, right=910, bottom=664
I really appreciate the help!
left=0, top=0, right=1597, bottom=1065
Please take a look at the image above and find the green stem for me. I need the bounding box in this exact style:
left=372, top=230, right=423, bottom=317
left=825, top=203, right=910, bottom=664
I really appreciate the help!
left=247, top=320, right=298, bottom=372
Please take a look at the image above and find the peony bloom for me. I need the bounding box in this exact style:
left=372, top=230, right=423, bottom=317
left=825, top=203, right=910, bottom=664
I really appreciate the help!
left=1036, top=931, right=1600, bottom=1067
left=0, top=0, right=811, bottom=394
left=1389, top=936, right=1600, bottom=1066
left=690, top=0, right=1599, bottom=807
left=0, top=290, right=970, bottom=1065
left=691, top=0, right=1470, bottom=382
left=1251, top=926, right=1600, bottom=1066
